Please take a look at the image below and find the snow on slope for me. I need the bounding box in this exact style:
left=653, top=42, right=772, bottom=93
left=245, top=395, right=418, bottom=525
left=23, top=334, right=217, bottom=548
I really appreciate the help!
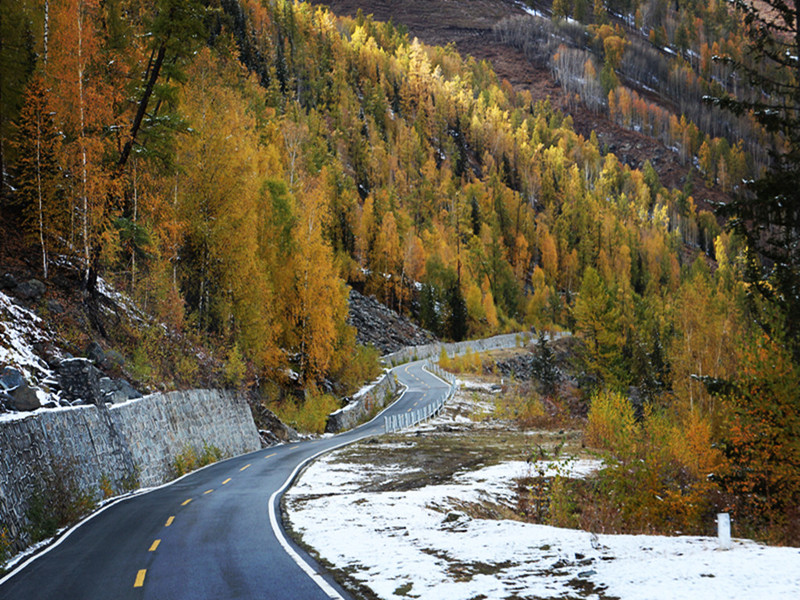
left=286, top=452, right=800, bottom=600
left=0, top=291, right=60, bottom=390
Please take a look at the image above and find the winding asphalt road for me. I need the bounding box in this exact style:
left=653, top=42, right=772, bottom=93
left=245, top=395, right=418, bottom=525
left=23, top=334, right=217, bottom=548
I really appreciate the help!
left=0, top=360, right=450, bottom=600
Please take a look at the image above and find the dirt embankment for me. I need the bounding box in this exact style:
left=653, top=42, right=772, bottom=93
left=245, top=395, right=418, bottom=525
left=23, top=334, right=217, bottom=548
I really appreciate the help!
left=313, top=0, right=729, bottom=210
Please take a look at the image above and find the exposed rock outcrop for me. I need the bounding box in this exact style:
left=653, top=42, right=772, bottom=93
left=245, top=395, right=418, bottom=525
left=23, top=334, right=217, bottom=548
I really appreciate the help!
left=1, top=273, right=18, bottom=290
left=7, top=381, right=42, bottom=411
left=57, top=357, right=141, bottom=406
left=99, top=377, right=142, bottom=404
left=15, top=279, right=46, bottom=302
left=347, top=289, right=436, bottom=355
left=0, top=367, right=42, bottom=411
left=57, top=357, right=104, bottom=405
left=250, top=402, right=300, bottom=446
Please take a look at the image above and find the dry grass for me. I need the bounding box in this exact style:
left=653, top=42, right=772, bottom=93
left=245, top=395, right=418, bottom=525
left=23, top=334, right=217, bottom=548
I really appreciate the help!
left=324, top=378, right=586, bottom=495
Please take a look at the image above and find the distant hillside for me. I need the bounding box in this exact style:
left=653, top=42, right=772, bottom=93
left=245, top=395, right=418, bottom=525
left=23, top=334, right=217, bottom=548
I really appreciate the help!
left=0, top=0, right=759, bottom=411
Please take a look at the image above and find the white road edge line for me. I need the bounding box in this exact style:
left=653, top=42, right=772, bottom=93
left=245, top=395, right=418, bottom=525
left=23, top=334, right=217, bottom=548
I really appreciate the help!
left=268, top=444, right=349, bottom=599
left=0, top=491, right=127, bottom=586
left=421, top=363, right=455, bottom=388
left=266, top=380, right=411, bottom=599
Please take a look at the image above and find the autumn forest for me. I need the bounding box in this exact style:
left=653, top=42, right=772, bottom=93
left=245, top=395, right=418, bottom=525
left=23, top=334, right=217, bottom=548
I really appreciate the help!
left=0, top=0, right=798, bottom=544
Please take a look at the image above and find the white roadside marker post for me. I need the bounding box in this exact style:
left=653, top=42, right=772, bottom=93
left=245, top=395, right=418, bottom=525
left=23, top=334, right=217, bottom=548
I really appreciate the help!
left=717, top=513, right=731, bottom=550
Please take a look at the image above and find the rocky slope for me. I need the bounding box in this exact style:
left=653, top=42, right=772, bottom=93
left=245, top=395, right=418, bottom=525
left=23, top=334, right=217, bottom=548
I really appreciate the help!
left=0, top=264, right=433, bottom=418
left=0, top=256, right=219, bottom=418
left=347, top=289, right=436, bottom=355
left=0, top=279, right=143, bottom=414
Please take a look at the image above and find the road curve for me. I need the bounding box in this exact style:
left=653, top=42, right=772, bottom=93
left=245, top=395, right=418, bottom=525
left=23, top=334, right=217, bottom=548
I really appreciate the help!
left=0, top=361, right=450, bottom=600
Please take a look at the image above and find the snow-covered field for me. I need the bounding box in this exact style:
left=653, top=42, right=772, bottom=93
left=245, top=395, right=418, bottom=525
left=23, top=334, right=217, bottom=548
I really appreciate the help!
left=286, top=383, right=800, bottom=600
left=287, top=452, right=800, bottom=599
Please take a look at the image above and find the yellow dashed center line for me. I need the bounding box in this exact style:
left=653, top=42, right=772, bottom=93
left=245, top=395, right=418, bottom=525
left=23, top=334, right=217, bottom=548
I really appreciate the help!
left=264, top=452, right=276, bottom=459
left=149, top=539, right=161, bottom=552
left=165, top=516, right=175, bottom=527
left=203, top=489, right=214, bottom=495
left=134, top=569, right=147, bottom=588
left=240, top=463, right=251, bottom=471
left=407, top=408, right=412, bottom=412
left=181, top=498, right=192, bottom=506
left=222, top=478, right=231, bottom=485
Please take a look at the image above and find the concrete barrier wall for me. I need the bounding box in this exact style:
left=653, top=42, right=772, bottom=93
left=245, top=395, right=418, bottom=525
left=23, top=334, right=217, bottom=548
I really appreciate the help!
left=0, top=389, right=259, bottom=552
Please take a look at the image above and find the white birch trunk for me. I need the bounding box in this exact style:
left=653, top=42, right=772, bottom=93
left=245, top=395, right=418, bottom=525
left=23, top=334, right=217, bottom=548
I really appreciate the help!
left=36, top=107, right=47, bottom=279
left=132, top=158, right=138, bottom=293
left=43, top=0, right=50, bottom=68
left=77, top=0, right=90, bottom=281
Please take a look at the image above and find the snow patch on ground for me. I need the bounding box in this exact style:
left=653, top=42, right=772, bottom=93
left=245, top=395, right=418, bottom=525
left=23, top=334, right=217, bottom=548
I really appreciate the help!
left=515, top=1, right=547, bottom=19
left=460, top=458, right=603, bottom=488
left=289, top=453, right=423, bottom=496
left=457, top=378, right=502, bottom=393
left=96, top=276, right=147, bottom=326
left=0, top=402, right=87, bottom=424
left=287, top=450, right=799, bottom=600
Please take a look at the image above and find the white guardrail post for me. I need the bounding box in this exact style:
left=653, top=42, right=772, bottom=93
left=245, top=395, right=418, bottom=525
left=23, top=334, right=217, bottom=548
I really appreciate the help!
left=717, top=513, right=731, bottom=550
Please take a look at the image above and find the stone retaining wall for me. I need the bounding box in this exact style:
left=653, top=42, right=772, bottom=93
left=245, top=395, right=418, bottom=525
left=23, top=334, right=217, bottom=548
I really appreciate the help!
left=325, top=372, right=398, bottom=433
left=382, top=332, right=532, bottom=366
left=0, top=389, right=259, bottom=552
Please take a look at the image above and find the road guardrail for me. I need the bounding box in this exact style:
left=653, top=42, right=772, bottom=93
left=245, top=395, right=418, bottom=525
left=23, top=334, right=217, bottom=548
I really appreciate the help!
left=383, top=361, right=456, bottom=433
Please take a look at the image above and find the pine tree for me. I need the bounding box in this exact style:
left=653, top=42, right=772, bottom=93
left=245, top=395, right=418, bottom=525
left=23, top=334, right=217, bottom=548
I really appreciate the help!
left=532, top=331, right=559, bottom=397
left=708, top=0, right=800, bottom=361
left=447, top=280, right=468, bottom=342
left=573, top=266, right=622, bottom=381
left=117, top=0, right=208, bottom=170
left=0, top=0, right=38, bottom=203
left=418, top=282, right=441, bottom=336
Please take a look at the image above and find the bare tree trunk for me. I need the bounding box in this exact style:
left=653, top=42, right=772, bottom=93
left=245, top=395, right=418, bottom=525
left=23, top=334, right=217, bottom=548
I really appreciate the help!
left=118, top=41, right=167, bottom=170
left=40, top=0, right=50, bottom=279
left=35, top=106, right=47, bottom=279
left=131, top=158, right=138, bottom=293
left=43, top=0, right=50, bottom=67
left=77, top=0, right=90, bottom=283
